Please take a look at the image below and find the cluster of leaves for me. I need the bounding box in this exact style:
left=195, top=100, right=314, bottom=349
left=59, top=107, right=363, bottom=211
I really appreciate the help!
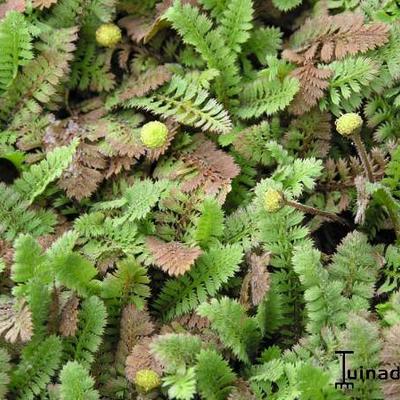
left=0, top=0, right=400, bottom=399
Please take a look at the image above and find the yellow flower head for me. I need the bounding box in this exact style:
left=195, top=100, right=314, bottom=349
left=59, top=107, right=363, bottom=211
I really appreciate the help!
left=264, top=188, right=284, bottom=213
left=134, top=369, right=161, bottom=393
left=140, top=121, right=169, bottom=149
left=335, top=113, right=363, bottom=136
left=96, top=23, right=122, bottom=47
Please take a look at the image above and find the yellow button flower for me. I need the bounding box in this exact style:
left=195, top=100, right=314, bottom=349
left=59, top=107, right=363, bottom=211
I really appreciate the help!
left=140, top=121, right=169, bottom=149
left=96, top=23, right=122, bottom=47
left=264, top=188, right=284, bottom=213
left=134, top=369, right=161, bottom=393
left=335, top=113, right=363, bottom=136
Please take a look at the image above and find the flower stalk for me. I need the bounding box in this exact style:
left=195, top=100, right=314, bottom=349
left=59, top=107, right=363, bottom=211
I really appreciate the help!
left=335, top=113, right=375, bottom=183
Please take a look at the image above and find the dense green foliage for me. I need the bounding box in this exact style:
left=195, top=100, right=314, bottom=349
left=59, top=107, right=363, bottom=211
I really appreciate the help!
left=0, top=0, right=400, bottom=398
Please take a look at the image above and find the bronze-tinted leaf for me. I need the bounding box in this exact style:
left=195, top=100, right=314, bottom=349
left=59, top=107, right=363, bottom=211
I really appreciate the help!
left=147, top=236, right=202, bottom=276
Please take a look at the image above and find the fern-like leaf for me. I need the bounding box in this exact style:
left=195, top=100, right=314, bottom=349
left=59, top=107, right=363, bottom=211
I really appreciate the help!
left=154, top=243, right=243, bottom=320
left=68, top=296, right=107, bottom=367
left=220, top=0, right=253, bottom=54
left=60, top=361, right=100, bottom=400
left=10, top=336, right=63, bottom=399
left=0, top=183, right=56, bottom=241
left=0, top=11, right=33, bottom=92
left=14, top=139, right=79, bottom=205
left=196, top=348, right=236, bottom=400
left=197, top=297, right=261, bottom=363
left=123, top=76, right=233, bottom=133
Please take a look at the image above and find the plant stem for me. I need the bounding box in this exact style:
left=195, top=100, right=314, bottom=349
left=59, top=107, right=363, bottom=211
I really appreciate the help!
left=285, top=199, right=350, bottom=226
left=352, top=131, right=375, bottom=183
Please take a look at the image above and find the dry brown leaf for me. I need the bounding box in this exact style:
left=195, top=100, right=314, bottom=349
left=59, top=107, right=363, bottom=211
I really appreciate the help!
left=115, top=65, right=173, bottom=103
left=285, top=13, right=389, bottom=64
left=283, top=13, right=388, bottom=115
left=354, top=175, right=370, bottom=225
left=228, top=379, right=257, bottom=400
left=381, top=324, right=400, bottom=400
left=147, top=236, right=202, bottom=276
left=32, top=0, right=57, bottom=10
left=59, top=153, right=106, bottom=200
left=249, top=253, right=271, bottom=306
left=289, top=64, right=332, bottom=115
left=0, top=298, right=33, bottom=343
left=179, top=134, right=240, bottom=196
left=240, top=253, right=271, bottom=308
left=117, top=304, right=155, bottom=362
left=59, top=295, right=79, bottom=337
left=0, top=239, right=14, bottom=271
left=119, top=0, right=197, bottom=43
left=0, top=0, right=25, bottom=18
left=125, top=337, right=163, bottom=382
left=175, top=312, right=210, bottom=331
left=44, top=118, right=108, bottom=200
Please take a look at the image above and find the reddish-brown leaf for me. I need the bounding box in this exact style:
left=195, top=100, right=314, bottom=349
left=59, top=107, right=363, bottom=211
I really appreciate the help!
left=289, top=64, right=332, bottom=115
left=147, top=236, right=202, bottom=276
left=59, top=295, right=79, bottom=337
left=125, top=337, right=163, bottom=382
left=0, top=0, right=25, bottom=18
left=179, top=134, right=240, bottom=196
left=0, top=298, right=33, bottom=343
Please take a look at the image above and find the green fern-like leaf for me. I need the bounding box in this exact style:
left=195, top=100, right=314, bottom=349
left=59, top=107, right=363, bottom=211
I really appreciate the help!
left=14, top=139, right=79, bottom=205
left=12, top=234, right=47, bottom=284
left=60, top=361, right=100, bottom=400
left=162, top=367, right=197, bottom=400
left=75, top=212, right=143, bottom=262
left=10, top=336, right=63, bottom=399
left=101, top=257, right=150, bottom=309
left=95, top=178, right=171, bottom=223
left=51, top=248, right=99, bottom=297
left=154, top=243, right=243, bottom=320
left=236, top=74, right=299, bottom=119
left=0, top=349, right=10, bottom=399
left=195, top=348, right=236, bottom=400
left=0, top=183, right=56, bottom=241
left=120, top=75, right=233, bottom=133
left=194, top=198, right=224, bottom=248
left=378, top=244, right=400, bottom=294
left=197, top=297, right=262, bottom=363
left=0, top=11, right=34, bottom=92
left=220, top=0, right=254, bottom=53
left=151, top=333, right=203, bottom=372
left=68, top=295, right=107, bottom=367
left=322, top=57, right=381, bottom=115
left=245, top=27, right=282, bottom=64
left=292, top=242, right=349, bottom=335
left=272, top=0, right=302, bottom=11
left=165, top=1, right=241, bottom=101
left=341, top=315, right=382, bottom=399
left=329, top=231, right=379, bottom=310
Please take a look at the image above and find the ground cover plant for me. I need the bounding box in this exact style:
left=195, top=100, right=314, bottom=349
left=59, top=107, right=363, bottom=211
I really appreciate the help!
left=0, top=0, right=400, bottom=398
